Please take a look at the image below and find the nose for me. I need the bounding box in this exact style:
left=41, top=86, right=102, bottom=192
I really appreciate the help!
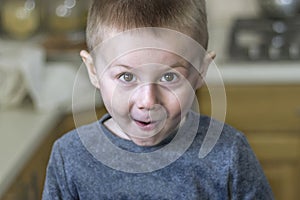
left=133, top=84, right=159, bottom=110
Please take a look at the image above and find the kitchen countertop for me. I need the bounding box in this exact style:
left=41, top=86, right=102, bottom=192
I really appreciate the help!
left=0, top=58, right=99, bottom=197
left=213, top=61, right=300, bottom=84
left=0, top=62, right=299, bottom=197
left=0, top=105, right=62, bottom=198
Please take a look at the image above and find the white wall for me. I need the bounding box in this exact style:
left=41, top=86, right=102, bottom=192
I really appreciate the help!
left=206, top=0, right=260, bottom=63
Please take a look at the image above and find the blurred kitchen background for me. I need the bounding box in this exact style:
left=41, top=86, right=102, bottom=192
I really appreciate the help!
left=0, top=0, right=89, bottom=60
left=0, top=0, right=299, bottom=199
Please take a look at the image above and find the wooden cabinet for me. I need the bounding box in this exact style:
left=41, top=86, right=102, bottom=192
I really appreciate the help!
left=197, top=84, right=300, bottom=200
left=1, top=107, right=107, bottom=200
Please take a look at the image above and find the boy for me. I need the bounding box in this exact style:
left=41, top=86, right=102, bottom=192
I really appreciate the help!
left=43, top=0, right=274, bottom=199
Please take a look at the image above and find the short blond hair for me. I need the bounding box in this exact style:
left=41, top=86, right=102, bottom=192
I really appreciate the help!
left=86, top=0, right=208, bottom=51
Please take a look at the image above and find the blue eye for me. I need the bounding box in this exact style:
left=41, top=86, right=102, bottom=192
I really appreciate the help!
left=119, top=72, right=136, bottom=82
left=161, top=72, right=178, bottom=82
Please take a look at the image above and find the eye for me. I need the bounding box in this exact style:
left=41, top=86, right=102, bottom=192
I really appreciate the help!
left=161, top=72, right=178, bottom=82
left=119, top=72, right=136, bottom=82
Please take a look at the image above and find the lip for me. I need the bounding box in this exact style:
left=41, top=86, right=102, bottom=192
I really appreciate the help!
left=133, top=119, right=159, bottom=131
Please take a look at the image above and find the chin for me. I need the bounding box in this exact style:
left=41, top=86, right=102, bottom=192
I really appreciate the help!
left=130, top=136, right=161, bottom=147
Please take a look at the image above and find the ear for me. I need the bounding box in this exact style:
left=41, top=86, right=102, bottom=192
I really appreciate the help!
left=80, top=50, right=100, bottom=89
left=196, top=51, right=216, bottom=89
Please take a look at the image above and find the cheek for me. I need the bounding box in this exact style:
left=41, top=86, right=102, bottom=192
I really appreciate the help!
left=100, top=82, right=132, bottom=116
left=169, top=86, right=195, bottom=113
left=99, top=80, right=116, bottom=112
left=162, top=93, right=188, bottom=117
left=100, top=87, right=113, bottom=113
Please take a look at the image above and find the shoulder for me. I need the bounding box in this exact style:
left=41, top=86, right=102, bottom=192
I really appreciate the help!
left=44, top=118, right=108, bottom=199
left=190, top=110, right=246, bottom=144
left=55, top=113, right=110, bottom=150
left=189, top=111, right=250, bottom=159
left=51, top=118, right=106, bottom=163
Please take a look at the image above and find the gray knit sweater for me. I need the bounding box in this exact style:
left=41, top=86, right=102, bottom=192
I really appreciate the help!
left=42, top=111, right=274, bottom=199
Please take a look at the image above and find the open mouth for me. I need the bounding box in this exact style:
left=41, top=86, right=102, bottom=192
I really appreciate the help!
left=130, top=111, right=167, bottom=132
left=134, top=120, right=153, bottom=127
left=132, top=118, right=161, bottom=132
left=130, top=114, right=167, bottom=136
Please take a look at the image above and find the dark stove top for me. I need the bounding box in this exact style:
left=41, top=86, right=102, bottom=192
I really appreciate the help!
left=229, top=16, right=300, bottom=61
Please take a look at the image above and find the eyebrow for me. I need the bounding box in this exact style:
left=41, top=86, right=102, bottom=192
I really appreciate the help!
left=110, top=59, right=190, bottom=69
left=109, top=63, right=189, bottom=71
left=170, top=61, right=190, bottom=68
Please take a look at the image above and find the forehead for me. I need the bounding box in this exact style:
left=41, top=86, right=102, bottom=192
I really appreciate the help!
left=92, top=28, right=206, bottom=70
left=111, top=49, right=189, bottom=68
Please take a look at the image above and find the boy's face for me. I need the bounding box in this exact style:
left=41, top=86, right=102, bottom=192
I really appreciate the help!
left=81, top=30, right=212, bottom=146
